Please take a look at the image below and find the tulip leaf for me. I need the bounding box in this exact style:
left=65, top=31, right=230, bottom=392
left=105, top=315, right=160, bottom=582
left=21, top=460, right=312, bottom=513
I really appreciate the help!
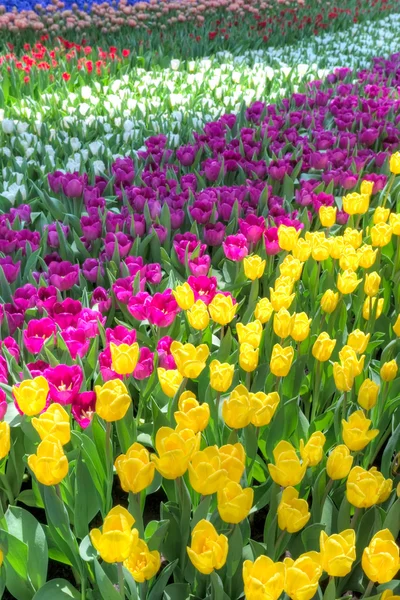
left=383, top=498, right=400, bottom=538
left=79, top=535, right=97, bottom=562
left=355, top=507, right=382, bottom=560
left=337, top=496, right=352, bottom=531
left=164, top=583, right=191, bottom=600
left=301, top=523, right=325, bottom=552
left=32, top=579, right=80, bottom=599
left=145, top=519, right=170, bottom=551
left=148, top=559, right=178, bottom=600
left=381, top=420, right=400, bottom=477
left=323, top=576, right=336, bottom=600
left=93, top=560, right=121, bottom=600
left=226, top=525, right=243, bottom=577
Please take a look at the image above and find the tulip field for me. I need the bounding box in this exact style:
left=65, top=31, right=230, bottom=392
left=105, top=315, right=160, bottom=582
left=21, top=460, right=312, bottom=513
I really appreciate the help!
left=0, top=0, right=400, bottom=598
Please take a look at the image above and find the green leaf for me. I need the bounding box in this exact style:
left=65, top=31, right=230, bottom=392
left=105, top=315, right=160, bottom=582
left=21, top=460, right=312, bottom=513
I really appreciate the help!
left=337, top=496, right=352, bottom=531
left=32, top=579, right=80, bottom=599
left=301, top=523, right=325, bottom=552
left=145, top=520, right=170, bottom=551
left=93, top=560, right=121, bottom=600
left=226, top=525, right=243, bottom=577
left=163, top=583, right=191, bottom=600
left=383, top=498, right=400, bottom=538
left=322, top=577, right=336, bottom=600
left=381, top=421, right=400, bottom=477
left=0, top=528, right=34, bottom=600
left=148, top=559, right=178, bottom=600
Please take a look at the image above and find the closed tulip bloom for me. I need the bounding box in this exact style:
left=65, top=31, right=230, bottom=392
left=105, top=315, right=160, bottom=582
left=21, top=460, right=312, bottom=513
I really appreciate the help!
left=244, top=254, right=266, bottom=280
left=279, top=255, right=303, bottom=281
left=189, top=446, right=228, bottom=495
left=273, top=308, right=295, bottom=339
left=277, top=487, right=310, bottom=533
left=243, top=556, right=285, bottom=600
left=217, top=481, right=253, bottom=524
left=187, top=520, right=228, bottom=575
left=343, top=228, right=363, bottom=250
left=338, top=346, right=365, bottom=376
left=291, top=312, right=312, bottom=342
left=339, top=246, right=359, bottom=272
left=124, top=539, right=160, bottom=582
left=389, top=151, right=400, bottom=174
left=300, top=432, right=326, bottom=467
left=171, top=342, right=210, bottom=379
left=347, top=466, right=393, bottom=508
left=329, top=236, right=346, bottom=260
left=250, top=391, right=280, bottom=427
left=32, top=403, right=70, bottom=445
left=362, top=529, right=400, bottom=584
left=187, top=300, right=210, bottom=330
left=389, top=212, right=400, bottom=235
left=393, top=314, right=400, bottom=336
left=380, top=590, right=400, bottom=600
left=270, top=344, right=295, bottom=377
left=237, top=320, right=263, bottom=348
left=284, top=552, right=322, bottom=600
left=114, top=442, right=155, bottom=494
left=254, top=297, right=274, bottom=324
left=337, top=270, right=362, bottom=295
left=333, top=362, right=354, bottom=392
left=209, top=360, right=234, bottom=393
left=222, top=384, right=252, bottom=429
left=380, top=359, right=398, bottom=382
left=269, top=288, right=295, bottom=312
left=371, top=223, right=393, bottom=247
left=312, top=332, right=336, bottom=362
left=312, top=241, right=331, bottom=262
left=90, top=506, right=138, bottom=564
left=95, top=379, right=131, bottom=422
left=0, top=422, right=10, bottom=460
left=357, top=244, right=378, bottom=268
left=360, top=180, right=374, bottom=195
left=343, top=192, right=369, bottom=216
left=320, top=529, right=356, bottom=577
left=358, top=379, right=380, bottom=410
left=274, top=275, right=295, bottom=294
left=208, top=294, right=237, bottom=325
left=373, top=207, right=390, bottom=224
left=28, top=435, right=68, bottom=486
left=174, top=391, right=210, bottom=433
left=320, top=289, right=339, bottom=314
left=12, top=376, right=49, bottom=417
left=363, top=297, right=384, bottom=320
left=239, top=343, right=259, bottom=373
left=219, top=443, right=245, bottom=483
left=278, top=225, right=301, bottom=252
left=342, top=410, right=379, bottom=451
left=110, top=342, right=140, bottom=376
left=319, top=206, right=337, bottom=227
left=157, top=368, right=183, bottom=398
left=326, top=445, right=353, bottom=480
left=151, top=426, right=200, bottom=479
left=268, top=440, right=308, bottom=487
left=172, top=282, right=195, bottom=310
left=347, top=330, right=370, bottom=354
left=292, top=238, right=312, bottom=262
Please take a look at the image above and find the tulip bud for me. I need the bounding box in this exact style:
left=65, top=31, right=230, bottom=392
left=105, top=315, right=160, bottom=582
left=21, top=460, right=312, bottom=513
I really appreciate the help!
left=319, top=206, right=337, bottom=227
left=189, top=446, right=228, bottom=494
left=187, top=300, right=210, bottom=330
left=291, top=312, right=311, bottom=342
left=243, top=556, right=285, bottom=600
left=337, top=270, right=362, bottom=295
left=393, top=314, right=400, bottom=337
left=268, top=440, right=308, bottom=487
left=273, top=308, right=295, bottom=339
left=283, top=553, right=322, bottom=600
left=0, top=422, right=10, bottom=460
left=292, top=238, right=312, bottom=262
left=187, top=520, right=228, bottom=575
left=254, top=297, right=273, bottom=323
left=219, top=443, right=245, bottom=483
left=32, top=403, right=71, bottom=446
left=373, top=207, right=390, bottom=224
left=209, top=360, right=234, bottom=393
left=320, top=289, right=339, bottom=314
left=347, top=329, right=370, bottom=354
left=389, top=151, right=400, bottom=174
left=342, top=410, right=379, bottom=451
left=250, top=391, right=280, bottom=427
left=239, top=343, right=259, bottom=373
left=222, top=384, right=252, bottom=429
left=277, top=225, right=301, bottom=251
left=333, top=362, right=354, bottom=392
left=217, top=481, right=253, bottom=524
left=344, top=227, right=363, bottom=249
left=157, top=368, right=183, bottom=398
left=364, top=272, right=381, bottom=297
left=90, top=506, right=139, bottom=563
left=269, top=288, right=295, bottom=311
left=312, top=332, right=336, bottom=362
left=110, top=342, right=140, bottom=375
left=358, top=378, right=379, bottom=410
left=371, top=223, right=393, bottom=247
left=362, top=529, right=400, bottom=583
left=320, top=530, right=356, bottom=577
left=124, top=539, right=160, bottom=582
left=326, top=445, right=353, bottom=480
left=357, top=244, right=378, bottom=268
left=237, top=320, right=263, bottom=348
left=243, top=254, right=266, bottom=280
left=95, top=379, right=131, bottom=422
left=277, top=487, right=310, bottom=533
left=115, top=442, right=155, bottom=493
left=380, top=359, right=398, bottom=382
left=172, top=282, right=195, bottom=310
left=389, top=212, right=400, bottom=235
left=279, top=255, right=303, bottom=281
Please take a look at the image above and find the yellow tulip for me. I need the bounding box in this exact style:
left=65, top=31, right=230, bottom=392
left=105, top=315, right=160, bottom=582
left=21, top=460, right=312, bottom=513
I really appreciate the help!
left=291, top=312, right=312, bottom=342
left=389, top=151, right=400, bottom=174
left=389, top=212, right=400, bottom=235
left=124, top=539, right=160, bottom=582
left=381, top=590, right=400, bottom=600
left=343, top=192, right=369, bottom=216
left=12, top=376, right=49, bottom=417
left=358, top=379, right=380, bottom=411
left=187, top=520, right=228, bottom=575
left=243, top=254, right=266, bottom=280
left=174, top=391, right=210, bottom=433
left=270, top=344, right=295, bottom=377
left=273, top=308, right=295, bottom=339
left=90, top=506, right=138, bottom=563
left=312, top=332, right=336, bottom=362
left=292, top=238, right=312, bottom=262
left=239, top=343, right=259, bottom=373
left=32, top=403, right=70, bottom=446
left=209, top=360, right=234, bottom=393
left=357, top=244, right=378, bottom=268
left=312, top=241, right=330, bottom=262
left=172, top=282, right=195, bottom=310
left=319, top=206, right=337, bottom=227
left=28, top=435, right=68, bottom=486
left=274, top=275, right=295, bottom=294
left=363, top=296, right=384, bottom=320
left=208, top=293, right=237, bottom=325
left=373, top=207, right=390, bottom=224
left=320, top=289, right=339, bottom=314
left=157, top=368, right=183, bottom=398
left=222, top=384, right=252, bottom=429
left=343, top=227, right=363, bottom=249
left=243, top=556, right=285, bottom=600
left=371, top=223, right=393, bottom=247
left=360, top=180, right=374, bottom=195
left=277, top=487, right=310, bottom=533
left=339, top=246, right=359, bottom=272
left=187, top=300, right=210, bottom=330
left=362, top=529, right=400, bottom=583
left=250, top=391, right=280, bottom=427
left=114, top=442, right=155, bottom=494
left=217, top=481, right=253, bottom=524
left=95, top=379, right=131, bottom=422
left=0, top=422, right=10, bottom=460
left=279, top=255, right=303, bottom=281
left=329, top=235, right=346, bottom=260
left=299, top=432, right=326, bottom=467
left=284, top=552, right=322, bottom=600
left=189, top=446, right=228, bottom=495
left=342, top=410, right=379, bottom=451
left=333, top=361, right=355, bottom=392
left=347, top=330, right=370, bottom=354
left=268, top=440, right=308, bottom=487
left=171, top=341, right=210, bottom=379
left=151, top=426, right=200, bottom=480
left=219, top=443, right=245, bottom=483
left=326, top=445, right=353, bottom=481
left=110, top=342, right=140, bottom=376
left=320, top=529, right=356, bottom=577
left=337, top=270, right=362, bottom=295
left=380, top=359, right=398, bottom=382
left=346, top=466, right=393, bottom=508
left=393, top=314, right=400, bottom=337
left=237, top=320, right=263, bottom=348
left=278, top=225, right=301, bottom=251
left=254, top=297, right=274, bottom=324
left=338, top=345, right=365, bottom=376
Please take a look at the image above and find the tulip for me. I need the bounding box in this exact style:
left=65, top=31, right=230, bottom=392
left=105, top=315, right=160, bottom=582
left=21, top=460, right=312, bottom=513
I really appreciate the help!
left=393, top=314, right=400, bottom=337
left=151, top=426, right=200, bottom=479
left=28, top=435, right=68, bottom=486
left=223, top=234, right=249, bottom=262
left=268, top=441, right=308, bottom=487
left=347, top=330, right=370, bottom=354
left=237, top=320, right=263, bottom=348
left=239, top=343, right=259, bottom=373
left=291, top=312, right=312, bottom=342
left=292, top=238, right=312, bottom=262
left=273, top=309, right=295, bottom=339
left=172, top=282, right=195, bottom=310
left=299, top=432, right=326, bottom=467
left=326, top=445, right=353, bottom=480
left=344, top=228, right=363, bottom=249
left=23, top=318, right=56, bottom=354
left=363, top=297, right=384, bottom=320
left=187, top=300, right=210, bottom=330
left=371, top=223, right=393, bottom=247
left=373, top=207, right=390, bottom=224
left=222, top=384, right=252, bottom=429
left=360, top=180, right=374, bottom=195
left=357, top=244, right=378, bottom=269
left=343, top=192, right=369, bottom=215
left=362, top=529, right=400, bottom=583
left=219, top=443, right=245, bottom=483
left=110, top=342, right=140, bottom=376
left=347, top=466, right=393, bottom=508
left=389, top=212, right=400, bottom=235
left=270, top=344, right=295, bottom=377
left=277, top=487, right=311, bottom=533
left=278, top=225, right=301, bottom=251
left=174, top=391, right=210, bottom=433
left=342, top=410, right=379, bottom=451
left=12, top=376, right=49, bottom=417
left=71, top=392, right=96, bottom=429
left=312, top=332, right=336, bottom=362
left=320, top=529, right=356, bottom=577
left=115, top=443, right=155, bottom=494
left=217, top=481, right=253, bottom=524
left=0, top=422, right=10, bottom=460
left=124, top=539, right=160, bottom=582
left=250, top=391, right=280, bottom=427
left=380, top=359, right=398, bottom=382
left=32, top=403, right=70, bottom=446
left=209, top=360, right=234, bottom=393
left=269, top=288, right=295, bottom=312
left=320, top=289, right=339, bottom=314
left=337, top=270, right=362, bottom=294
left=274, top=275, right=295, bottom=294
left=90, top=506, right=139, bottom=564
left=171, top=342, right=210, bottom=379
left=243, top=556, right=285, bottom=600
left=284, top=552, right=322, bottom=600
left=243, top=254, right=266, bottom=280
left=255, top=298, right=274, bottom=323
left=338, top=346, right=365, bottom=376
left=333, top=362, right=354, bottom=392
left=187, top=520, right=228, bottom=575
left=157, top=368, right=183, bottom=398
left=319, top=206, right=337, bottom=227
left=208, top=293, right=237, bottom=325
left=44, top=364, right=83, bottom=405
left=358, top=379, right=380, bottom=410
left=95, top=379, right=131, bottom=422
left=189, top=446, right=228, bottom=495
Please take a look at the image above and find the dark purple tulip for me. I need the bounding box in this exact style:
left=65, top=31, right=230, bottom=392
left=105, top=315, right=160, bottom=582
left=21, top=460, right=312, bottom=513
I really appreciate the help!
left=111, top=157, right=134, bottom=187
left=91, top=287, right=112, bottom=314
left=104, top=232, right=133, bottom=260
left=204, top=222, right=226, bottom=246
left=176, top=144, right=197, bottom=167
left=151, top=224, right=168, bottom=244
left=143, top=263, right=162, bottom=285
left=72, top=391, right=96, bottom=428
left=0, top=257, right=20, bottom=283
left=82, top=258, right=101, bottom=283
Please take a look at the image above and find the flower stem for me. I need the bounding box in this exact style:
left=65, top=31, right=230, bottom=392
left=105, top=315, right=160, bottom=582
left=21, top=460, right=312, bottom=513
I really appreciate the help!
left=362, top=580, right=375, bottom=599
left=382, top=172, right=395, bottom=208
left=117, top=562, right=125, bottom=599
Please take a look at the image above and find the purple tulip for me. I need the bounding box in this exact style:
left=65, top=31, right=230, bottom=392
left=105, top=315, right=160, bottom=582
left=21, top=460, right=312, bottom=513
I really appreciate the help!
left=77, top=307, right=105, bottom=338
left=188, top=255, right=211, bottom=277
left=104, top=232, right=133, bottom=260
left=50, top=298, right=82, bottom=329
left=111, top=157, right=134, bottom=187
left=203, top=222, right=226, bottom=246
left=223, top=234, right=249, bottom=262
left=128, top=292, right=151, bottom=321
left=239, top=214, right=265, bottom=244
left=72, top=391, right=96, bottom=428
left=81, top=215, right=102, bottom=241
left=82, top=258, right=101, bottom=283
left=134, top=347, right=154, bottom=380
left=48, top=261, right=79, bottom=291
left=176, top=144, right=197, bottom=167
left=157, top=336, right=176, bottom=370
left=146, top=290, right=180, bottom=328
left=0, top=257, right=20, bottom=283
